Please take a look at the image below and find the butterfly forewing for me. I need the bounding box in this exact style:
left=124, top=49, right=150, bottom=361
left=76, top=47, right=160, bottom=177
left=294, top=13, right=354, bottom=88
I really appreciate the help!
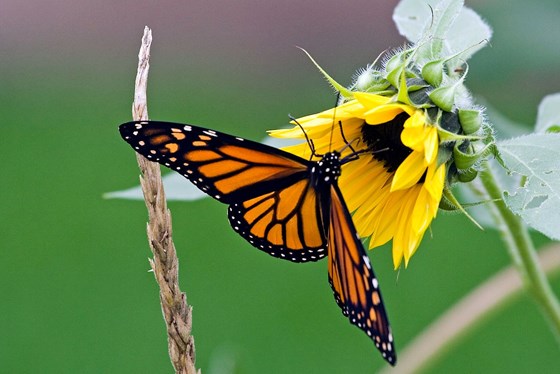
left=328, top=184, right=396, bottom=365
left=119, top=121, right=310, bottom=203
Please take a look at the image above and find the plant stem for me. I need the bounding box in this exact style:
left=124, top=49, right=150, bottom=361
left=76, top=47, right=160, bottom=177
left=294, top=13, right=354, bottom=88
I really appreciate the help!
left=479, top=161, right=560, bottom=342
left=132, top=26, right=200, bottom=374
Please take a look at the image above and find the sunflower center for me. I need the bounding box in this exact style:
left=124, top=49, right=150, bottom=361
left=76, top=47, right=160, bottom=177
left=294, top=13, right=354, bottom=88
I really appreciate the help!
left=360, top=112, right=411, bottom=172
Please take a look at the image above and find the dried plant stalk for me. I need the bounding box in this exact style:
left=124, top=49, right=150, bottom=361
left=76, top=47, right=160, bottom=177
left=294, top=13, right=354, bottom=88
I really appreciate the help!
left=131, top=26, right=200, bottom=374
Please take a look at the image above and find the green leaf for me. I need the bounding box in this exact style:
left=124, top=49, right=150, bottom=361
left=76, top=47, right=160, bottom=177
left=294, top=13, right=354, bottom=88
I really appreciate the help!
left=393, top=0, right=491, bottom=61
left=426, top=0, right=464, bottom=58
left=536, top=93, right=560, bottom=133
left=498, top=133, right=560, bottom=240
left=104, top=173, right=206, bottom=201
left=444, top=7, right=492, bottom=63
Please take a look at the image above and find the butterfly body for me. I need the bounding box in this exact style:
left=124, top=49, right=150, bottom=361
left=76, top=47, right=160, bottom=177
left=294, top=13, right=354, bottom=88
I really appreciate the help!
left=119, top=120, right=396, bottom=365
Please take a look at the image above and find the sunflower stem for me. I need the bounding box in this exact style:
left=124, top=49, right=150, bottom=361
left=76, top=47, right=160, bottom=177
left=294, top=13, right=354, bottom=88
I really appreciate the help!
left=478, top=162, right=560, bottom=343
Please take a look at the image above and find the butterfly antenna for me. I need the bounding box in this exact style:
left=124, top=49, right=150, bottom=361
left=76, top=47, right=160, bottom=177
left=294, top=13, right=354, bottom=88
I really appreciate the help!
left=328, top=92, right=341, bottom=152
left=338, top=119, right=357, bottom=154
left=289, top=114, right=317, bottom=158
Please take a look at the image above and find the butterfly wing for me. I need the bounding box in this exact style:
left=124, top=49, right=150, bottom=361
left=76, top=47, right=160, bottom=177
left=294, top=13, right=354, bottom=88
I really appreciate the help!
left=228, top=177, right=329, bottom=262
left=119, top=121, right=312, bottom=203
left=119, top=120, right=328, bottom=262
left=328, top=184, right=396, bottom=365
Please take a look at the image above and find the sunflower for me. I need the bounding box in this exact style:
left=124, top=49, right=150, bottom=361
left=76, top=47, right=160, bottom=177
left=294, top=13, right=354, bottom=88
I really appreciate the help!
left=269, top=40, right=495, bottom=268
left=270, top=93, right=445, bottom=268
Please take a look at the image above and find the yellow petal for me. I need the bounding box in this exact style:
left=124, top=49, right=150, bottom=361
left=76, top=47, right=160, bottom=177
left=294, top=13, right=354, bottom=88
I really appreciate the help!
left=391, top=151, right=427, bottom=191
left=364, top=105, right=406, bottom=125
left=392, top=188, right=419, bottom=267
left=401, top=124, right=427, bottom=151
left=424, top=163, right=446, bottom=203
left=392, top=244, right=404, bottom=269
left=406, top=231, right=425, bottom=261
left=423, top=127, right=438, bottom=164
left=340, top=160, right=388, bottom=212
left=353, top=92, right=392, bottom=108
left=369, top=189, right=406, bottom=248
left=411, top=187, right=432, bottom=234
left=354, top=186, right=392, bottom=238
left=404, top=110, right=426, bottom=128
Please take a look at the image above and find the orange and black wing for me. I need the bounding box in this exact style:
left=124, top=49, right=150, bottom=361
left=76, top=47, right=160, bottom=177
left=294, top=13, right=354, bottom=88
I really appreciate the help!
left=228, top=177, right=329, bottom=262
left=328, top=184, right=396, bottom=365
left=119, top=120, right=328, bottom=262
left=119, top=121, right=311, bottom=203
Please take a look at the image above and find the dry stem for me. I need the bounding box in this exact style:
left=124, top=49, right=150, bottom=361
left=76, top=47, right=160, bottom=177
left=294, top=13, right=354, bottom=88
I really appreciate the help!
left=131, top=26, right=199, bottom=374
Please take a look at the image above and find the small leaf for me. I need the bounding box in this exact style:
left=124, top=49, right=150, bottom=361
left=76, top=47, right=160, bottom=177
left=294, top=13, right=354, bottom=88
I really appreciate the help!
left=444, top=7, right=492, bottom=62
left=535, top=93, right=560, bottom=133
left=426, top=0, right=464, bottom=58
left=104, top=173, right=207, bottom=201
left=393, top=0, right=491, bottom=61
left=498, top=133, right=560, bottom=240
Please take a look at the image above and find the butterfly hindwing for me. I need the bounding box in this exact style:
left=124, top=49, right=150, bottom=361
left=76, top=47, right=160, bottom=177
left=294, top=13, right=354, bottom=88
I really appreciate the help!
left=328, top=184, right=396, bottom=365
left=228, top=178, right=328, bottom=262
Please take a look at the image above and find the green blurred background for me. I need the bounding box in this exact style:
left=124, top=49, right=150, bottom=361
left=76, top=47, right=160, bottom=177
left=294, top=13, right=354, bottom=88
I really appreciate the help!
left=2, top=0, right=560, bottom=372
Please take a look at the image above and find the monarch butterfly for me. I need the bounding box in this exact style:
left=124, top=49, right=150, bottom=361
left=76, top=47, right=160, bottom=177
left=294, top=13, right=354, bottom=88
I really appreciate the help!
left=119, top=120, right=396, bottom=365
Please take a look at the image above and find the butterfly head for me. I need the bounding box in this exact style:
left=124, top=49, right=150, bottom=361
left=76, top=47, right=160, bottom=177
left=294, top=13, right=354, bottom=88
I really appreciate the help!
left=311, top=151, right=342, bottom=188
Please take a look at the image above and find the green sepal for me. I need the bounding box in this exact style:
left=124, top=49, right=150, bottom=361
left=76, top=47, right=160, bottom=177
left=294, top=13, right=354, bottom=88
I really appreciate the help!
left=428, top=61, right=469, bottom=112
left=353, top=68, right=393, bottom=93
left=397, top=65, right=412, bottom=106
left=386, top=64, right=404, bottom=90
left=422, top=60, right=444, bottom=87
left=385, top=52, right=405, bottom=74
left=436, top=144, right=453, bottom=169
left=458, top=108, right=482, bottom=134
left=296, top=47, right=353, bottom=99
left=440, top=186, right=484, bottom=230
left=453, top=141, right=495, bottom=170
left=437, top=126, right=484, bottom=143
left=457, top=167, right=478, bottom=183
left=429, top=85, right=456, bottom=112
